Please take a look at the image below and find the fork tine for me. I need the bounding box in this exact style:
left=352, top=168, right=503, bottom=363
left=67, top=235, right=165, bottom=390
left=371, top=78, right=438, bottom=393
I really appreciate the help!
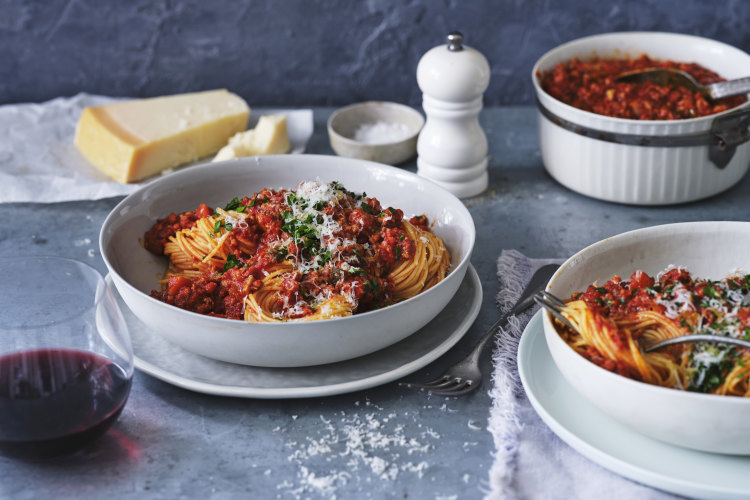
left=539, top=290, right=566, bottom=307
left=399, top=383, right=454, bottom=392
left=423, top=377, right=459, bottom=389
left=428, top=380, right=477, bottom=396
left=399, top=375, right=475, bottom=394
left=534, top=293, right=578, bottom=333
left=442, top=384, right=479, bottom=397
left=398, top=375, right=451, bottom=390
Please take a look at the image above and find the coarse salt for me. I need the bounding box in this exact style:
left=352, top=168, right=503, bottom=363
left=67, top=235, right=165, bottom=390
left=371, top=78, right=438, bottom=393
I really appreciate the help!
left=353, top=121, right=412, bottom=145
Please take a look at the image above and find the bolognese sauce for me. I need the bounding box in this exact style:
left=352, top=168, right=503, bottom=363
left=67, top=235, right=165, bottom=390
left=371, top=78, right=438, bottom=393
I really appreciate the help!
left=557, top=267, right=750, bottom=395
left=539, top=54, right=746, bottom=120
left=144, top=180, right=450, bottom=322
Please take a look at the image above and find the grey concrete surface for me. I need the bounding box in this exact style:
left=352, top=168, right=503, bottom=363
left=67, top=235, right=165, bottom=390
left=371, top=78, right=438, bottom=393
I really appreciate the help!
left=3, top=1, right=750, bottom=107
left=1, top=106, right=749, bottom=499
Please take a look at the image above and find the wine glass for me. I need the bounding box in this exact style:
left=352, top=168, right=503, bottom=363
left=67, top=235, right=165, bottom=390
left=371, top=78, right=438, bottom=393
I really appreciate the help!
left=0, top=256, right=134, bottom=457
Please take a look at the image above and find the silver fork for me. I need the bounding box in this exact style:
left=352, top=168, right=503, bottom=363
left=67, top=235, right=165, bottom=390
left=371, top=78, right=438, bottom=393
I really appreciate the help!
left=400, top=264, right=560, bottom=396
left=534, top=290, right=577, bottom=331
left=535, top=290, right=750, bottom=352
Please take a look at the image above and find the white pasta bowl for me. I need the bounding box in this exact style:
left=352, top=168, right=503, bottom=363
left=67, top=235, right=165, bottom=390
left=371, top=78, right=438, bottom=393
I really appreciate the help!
left=100, top=155, right=475, bottom=367
left=542, top=221, right=750, bottom=454
left=532, top=32, right=750, bottom=205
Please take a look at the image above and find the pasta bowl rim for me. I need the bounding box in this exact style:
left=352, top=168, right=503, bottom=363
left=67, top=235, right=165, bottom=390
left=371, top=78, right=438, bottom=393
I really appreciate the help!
left=542, top=221, right=750, bottom=454
left=531, top=31, right=750, bottom=128
left=99, top=154, right=475, bottom=366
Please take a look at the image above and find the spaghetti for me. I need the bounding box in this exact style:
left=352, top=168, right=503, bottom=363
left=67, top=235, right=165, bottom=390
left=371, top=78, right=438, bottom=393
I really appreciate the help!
left=143, top=180, right=451, bottom=322
left=553, top=266, right=750, bottom=397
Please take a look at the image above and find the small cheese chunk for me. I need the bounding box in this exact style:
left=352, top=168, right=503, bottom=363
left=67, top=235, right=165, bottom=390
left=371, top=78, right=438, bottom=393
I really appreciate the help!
left=74, top=89, right=250, bottom=183
left=213, top=114, right=290, bottom=162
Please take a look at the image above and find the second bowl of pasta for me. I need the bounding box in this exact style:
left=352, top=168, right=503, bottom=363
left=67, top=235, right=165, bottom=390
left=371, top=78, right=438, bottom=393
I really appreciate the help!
left=542, top=221, right=750, bottom=454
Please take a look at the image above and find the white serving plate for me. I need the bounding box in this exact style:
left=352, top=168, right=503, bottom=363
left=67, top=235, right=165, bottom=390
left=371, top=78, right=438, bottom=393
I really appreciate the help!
left=532, top=32, right=750, bottom=205
left=100, top=155, right=475, bottom=368
left=542, top=221, right=750, bottom=454
left=520, top=311, right=750, bottom=500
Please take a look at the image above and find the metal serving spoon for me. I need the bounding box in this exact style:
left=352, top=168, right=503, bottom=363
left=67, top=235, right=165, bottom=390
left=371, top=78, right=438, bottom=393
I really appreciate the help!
left=616, top=68, right=750, bottom=101
left=535, top=290, right=750, bottom=353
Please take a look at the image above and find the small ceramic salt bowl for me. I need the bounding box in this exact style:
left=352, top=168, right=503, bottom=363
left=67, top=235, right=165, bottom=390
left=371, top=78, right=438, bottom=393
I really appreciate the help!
left=327, top=101, right=424, bottom=165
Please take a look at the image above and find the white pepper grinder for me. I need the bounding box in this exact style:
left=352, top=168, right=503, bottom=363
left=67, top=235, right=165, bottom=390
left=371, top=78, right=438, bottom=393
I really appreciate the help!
left=416, top=31, right=490, bottom=198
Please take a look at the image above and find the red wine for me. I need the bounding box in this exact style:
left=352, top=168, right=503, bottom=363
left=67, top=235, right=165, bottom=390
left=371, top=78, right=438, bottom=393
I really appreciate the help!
left=0, top=348, right=131, bottom=457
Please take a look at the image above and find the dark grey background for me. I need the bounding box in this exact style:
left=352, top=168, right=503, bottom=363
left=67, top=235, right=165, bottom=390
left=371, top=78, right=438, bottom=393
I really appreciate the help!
left=3, top=0, right=750, bottom=107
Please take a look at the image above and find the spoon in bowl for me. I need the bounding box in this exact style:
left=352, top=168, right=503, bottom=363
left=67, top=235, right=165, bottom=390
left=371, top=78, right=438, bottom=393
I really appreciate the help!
left=616, top=68, right=750, bottom=101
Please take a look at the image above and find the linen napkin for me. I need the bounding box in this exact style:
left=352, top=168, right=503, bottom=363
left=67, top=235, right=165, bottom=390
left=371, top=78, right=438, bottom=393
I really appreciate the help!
left=486, top=249, right=680, bottom=500
left=0, top=93, right=314, bottom=203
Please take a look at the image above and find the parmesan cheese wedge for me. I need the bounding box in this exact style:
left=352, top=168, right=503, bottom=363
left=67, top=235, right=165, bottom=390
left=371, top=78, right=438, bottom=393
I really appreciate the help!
left=212, top=114, right=290, bottom=162
left=74, top=89, right=250, bottom=183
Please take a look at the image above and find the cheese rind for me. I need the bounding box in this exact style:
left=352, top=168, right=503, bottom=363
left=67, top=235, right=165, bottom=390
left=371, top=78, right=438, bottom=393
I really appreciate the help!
left=213, top=114, right=290, bottom=162
left=74, top=89, right=250, bottom=183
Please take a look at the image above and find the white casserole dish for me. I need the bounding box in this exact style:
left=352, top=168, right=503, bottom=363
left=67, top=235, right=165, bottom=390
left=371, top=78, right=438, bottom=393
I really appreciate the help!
left=100, top=155, right=475, bottom=368
left=542, top=221, right=750, bottom=454
left=532, top=32, right=750, bottom=205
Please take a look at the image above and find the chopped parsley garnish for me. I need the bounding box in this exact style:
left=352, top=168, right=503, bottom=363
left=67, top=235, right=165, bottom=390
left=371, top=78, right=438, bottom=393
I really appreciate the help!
left=317, top=249, right=332, bottom=264
left=365, top=278, right=380, bottom=292
left=275, top=247, right=289, bottom=262
left=281, top=212, right=319, bottom=243
left=704, top=286, right=719, bottom=299
left=688, top=345, right=735, bottom=393
left=224, top=197, right=245, bottom=212
left=250, top=196, right=269, bottom=207
left=222, top=253, right=244, bottom=272
left=348, top=267, right=367, bottom=276
left=279, top=184, right=349, bottom=272
left=331, top=181, right=364, bottom=200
